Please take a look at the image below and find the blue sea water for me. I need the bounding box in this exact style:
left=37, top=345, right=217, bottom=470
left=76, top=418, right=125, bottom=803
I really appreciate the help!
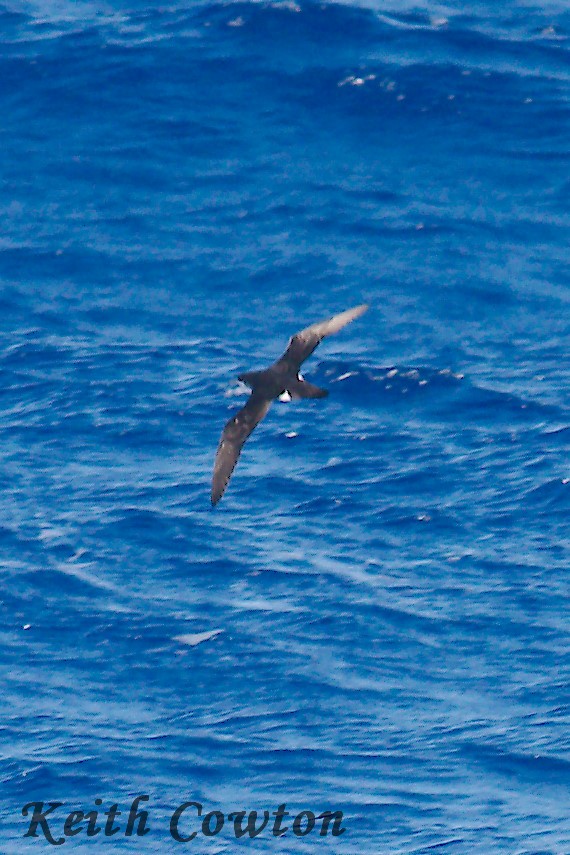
left=1, top=0, right=570, bottom=851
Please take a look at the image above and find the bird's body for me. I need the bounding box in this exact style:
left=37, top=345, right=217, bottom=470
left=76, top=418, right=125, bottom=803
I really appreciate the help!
left=239, top=365, right=328, bottom=402
left=211, top=303, right=368, bottom=505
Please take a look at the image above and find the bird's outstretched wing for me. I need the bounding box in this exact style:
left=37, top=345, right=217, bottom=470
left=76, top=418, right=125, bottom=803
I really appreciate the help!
left=211, top=395, right=272, bottom=505
left=276, top=303, right=368, bottom=371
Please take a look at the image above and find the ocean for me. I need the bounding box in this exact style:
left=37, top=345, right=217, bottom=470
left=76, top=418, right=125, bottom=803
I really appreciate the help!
left=1, top=0, right=569, bottom=851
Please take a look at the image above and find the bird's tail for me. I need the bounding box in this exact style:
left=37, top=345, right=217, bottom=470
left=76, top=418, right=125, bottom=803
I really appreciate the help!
left=238, top=370, right=261, bottom=389
left=289, top=379, right=328, bottom=399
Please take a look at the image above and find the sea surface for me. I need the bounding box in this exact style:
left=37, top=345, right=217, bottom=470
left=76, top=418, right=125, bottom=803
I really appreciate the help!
left=1, top=0, right=570, bottom=851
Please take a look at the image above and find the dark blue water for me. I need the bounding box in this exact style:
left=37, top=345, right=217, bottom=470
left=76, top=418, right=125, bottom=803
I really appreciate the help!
left=1, top=0, right=570, bottom=851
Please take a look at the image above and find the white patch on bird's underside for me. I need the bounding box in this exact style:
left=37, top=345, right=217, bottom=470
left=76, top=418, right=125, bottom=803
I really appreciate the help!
left=279, top=390, right=292, bottom=402
left=297, top=372, right=304, bottom=381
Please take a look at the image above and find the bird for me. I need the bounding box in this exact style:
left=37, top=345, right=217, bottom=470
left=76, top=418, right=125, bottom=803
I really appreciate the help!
left=211, top=303, right=368, bottom=505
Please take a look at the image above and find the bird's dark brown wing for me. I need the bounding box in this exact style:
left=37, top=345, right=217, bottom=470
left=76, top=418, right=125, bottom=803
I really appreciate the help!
left=211, top=395, right=272, bottom=505
left=276, top=303, right=368, bottom=371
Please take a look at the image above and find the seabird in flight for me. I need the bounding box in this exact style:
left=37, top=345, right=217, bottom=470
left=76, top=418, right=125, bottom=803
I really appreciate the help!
left=211, top=303, right=368, bottom=505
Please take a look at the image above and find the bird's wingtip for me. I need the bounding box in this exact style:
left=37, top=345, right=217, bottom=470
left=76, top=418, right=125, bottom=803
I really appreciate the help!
left=318, top=302, right=369, bottom=338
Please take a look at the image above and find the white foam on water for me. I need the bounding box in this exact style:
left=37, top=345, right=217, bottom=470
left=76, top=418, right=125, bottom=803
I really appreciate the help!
left=174, top=629, right=224, bottom=647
